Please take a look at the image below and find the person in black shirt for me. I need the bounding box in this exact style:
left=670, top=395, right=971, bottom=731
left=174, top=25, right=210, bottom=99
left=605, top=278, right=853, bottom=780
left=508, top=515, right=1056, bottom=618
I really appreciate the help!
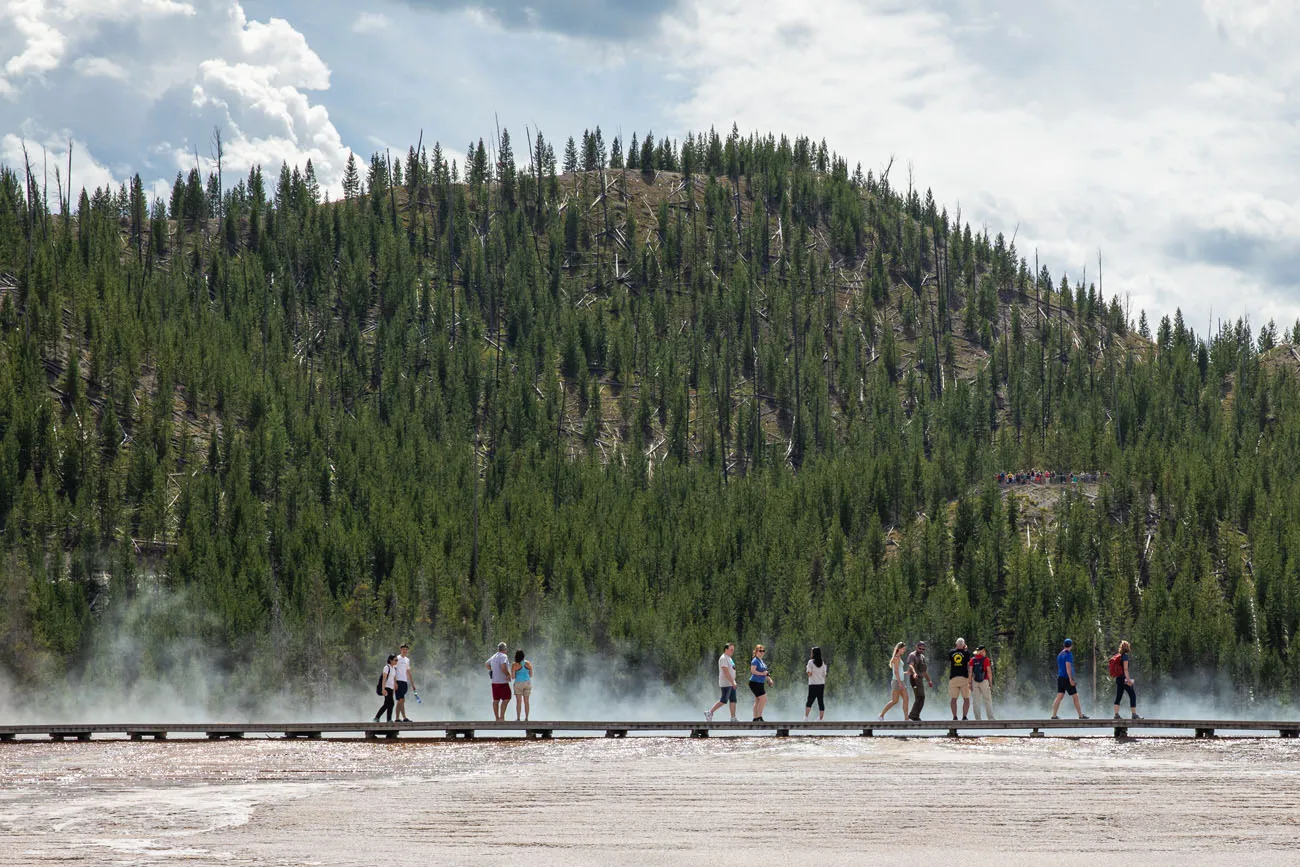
left=946, top=638, right=972, bottom=721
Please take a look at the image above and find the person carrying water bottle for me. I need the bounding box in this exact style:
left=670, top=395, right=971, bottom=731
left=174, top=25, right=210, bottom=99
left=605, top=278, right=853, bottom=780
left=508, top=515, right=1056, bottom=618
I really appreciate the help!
left=512, top=649, right=534, bottom=722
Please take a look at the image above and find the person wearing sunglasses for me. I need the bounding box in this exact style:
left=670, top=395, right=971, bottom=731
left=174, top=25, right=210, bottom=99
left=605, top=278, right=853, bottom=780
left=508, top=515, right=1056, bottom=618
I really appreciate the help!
left=749, top=645, right=775, bottom=721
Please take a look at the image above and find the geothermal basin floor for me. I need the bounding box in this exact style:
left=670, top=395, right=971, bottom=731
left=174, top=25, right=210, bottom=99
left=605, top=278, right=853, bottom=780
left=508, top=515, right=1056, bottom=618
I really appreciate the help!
left=1, top=736, right=1298, bottom=866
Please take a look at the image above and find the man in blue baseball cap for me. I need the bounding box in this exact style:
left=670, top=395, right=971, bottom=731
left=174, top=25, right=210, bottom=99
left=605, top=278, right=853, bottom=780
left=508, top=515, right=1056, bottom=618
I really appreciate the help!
left=1050, top=638, right=1089, bottom=720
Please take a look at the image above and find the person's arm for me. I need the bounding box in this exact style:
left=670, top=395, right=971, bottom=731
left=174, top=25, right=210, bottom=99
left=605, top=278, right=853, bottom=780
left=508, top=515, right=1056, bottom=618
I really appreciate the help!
left=408, top=664, right=415, bottom=692
left=1066, top=660, right=1075, bottom=685
left=525, top=661, right=533, bottom=677
left=750, top=663, right=763, bottom=679
left=806, top=663, right=812, bottom=681
left=1124, top=658, right=1132, bottom=685
left=986, top=659, right=992, bottom=689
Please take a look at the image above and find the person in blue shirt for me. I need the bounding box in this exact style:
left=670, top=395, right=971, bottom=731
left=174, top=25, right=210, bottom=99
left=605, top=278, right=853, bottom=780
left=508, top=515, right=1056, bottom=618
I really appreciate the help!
left=1050, top=638, right=1089, bottom=720
left=749, top=645, right=775, bottom=721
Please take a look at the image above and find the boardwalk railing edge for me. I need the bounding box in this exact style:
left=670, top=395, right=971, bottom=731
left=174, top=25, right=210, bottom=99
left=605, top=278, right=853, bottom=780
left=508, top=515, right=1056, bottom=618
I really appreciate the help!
left=1, top=719, right=1298, bottom=741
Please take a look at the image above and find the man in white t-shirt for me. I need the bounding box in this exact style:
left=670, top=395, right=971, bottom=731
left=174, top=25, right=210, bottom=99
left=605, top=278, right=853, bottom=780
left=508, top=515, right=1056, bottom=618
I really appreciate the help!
left=705, top=642, right=738, bottom=723
left=393, top=644, right=416, bottom=722
left=485, top=642, right=512, bottom=721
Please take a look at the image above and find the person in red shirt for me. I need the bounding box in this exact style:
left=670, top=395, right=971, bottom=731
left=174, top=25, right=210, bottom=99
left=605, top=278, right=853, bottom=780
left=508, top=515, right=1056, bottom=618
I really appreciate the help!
left=970, top=646, right=994, bottom=720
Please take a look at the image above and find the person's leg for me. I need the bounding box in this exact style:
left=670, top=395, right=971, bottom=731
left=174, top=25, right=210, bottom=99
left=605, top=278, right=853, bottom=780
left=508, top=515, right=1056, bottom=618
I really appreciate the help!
left=515, top=691, right=522, bottom=721
left=972, top=683, right=984, bottom=720
left=962, top=687, right=971, bottom=720
left=910, top=683, right=925, bottom=720
left=880, top=691, right=898, bottom=718
left=1114, top=679, right=1124, bottom=716
left=729, top=699, right=737, bottom=721
left=817, top=686, right=826, bottom=720
left=901, top=689, right=910, bottom=719
left=523, top=688, right=531, bottom=721
left=1051, top=692, right=1064, bottom=717
left=1072, top=693, right=1085, bottom=717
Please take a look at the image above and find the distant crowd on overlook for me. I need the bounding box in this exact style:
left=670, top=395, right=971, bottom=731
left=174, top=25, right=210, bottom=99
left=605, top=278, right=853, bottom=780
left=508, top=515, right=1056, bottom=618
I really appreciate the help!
left=997, top=470, right=1109, bottom=486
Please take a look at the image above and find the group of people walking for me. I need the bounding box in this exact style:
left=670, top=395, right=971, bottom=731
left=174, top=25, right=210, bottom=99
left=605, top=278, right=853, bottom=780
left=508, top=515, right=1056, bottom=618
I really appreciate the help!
left=369, top=637, right=1141, bottom=725
left=704, top=637, right=1140, bottom=723
left=881, top=638, right=995, bottom=721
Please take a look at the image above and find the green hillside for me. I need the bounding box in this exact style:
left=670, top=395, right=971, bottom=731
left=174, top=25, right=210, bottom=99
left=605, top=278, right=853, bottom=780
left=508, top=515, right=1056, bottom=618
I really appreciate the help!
left=1, top=125, right=1297, bottom=702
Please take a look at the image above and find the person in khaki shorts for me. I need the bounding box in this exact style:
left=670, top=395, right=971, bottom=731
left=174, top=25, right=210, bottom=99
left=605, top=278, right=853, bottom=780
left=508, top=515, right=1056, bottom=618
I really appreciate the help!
left=946, top=638, right=973, bottom=721
left=970, top=645, right=994, bottom=720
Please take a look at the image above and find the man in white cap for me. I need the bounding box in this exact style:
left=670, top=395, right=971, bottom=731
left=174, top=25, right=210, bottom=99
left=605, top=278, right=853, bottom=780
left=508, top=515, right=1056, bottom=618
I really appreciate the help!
left=946, top=638, right=973, bottom=721
left=486, top=642, right=512, bottom=721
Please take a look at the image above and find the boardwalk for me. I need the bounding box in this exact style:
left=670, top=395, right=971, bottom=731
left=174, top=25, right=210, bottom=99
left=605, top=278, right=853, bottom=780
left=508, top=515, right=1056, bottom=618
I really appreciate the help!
left=2, top=718, right=1298, bottom=741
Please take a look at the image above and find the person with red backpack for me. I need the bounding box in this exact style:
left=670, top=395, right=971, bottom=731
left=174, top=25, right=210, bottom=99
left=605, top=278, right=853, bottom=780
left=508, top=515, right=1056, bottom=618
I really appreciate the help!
left=1110, top=640, right=1141, bottom=720
left=970, top=646, right=994, bottom=720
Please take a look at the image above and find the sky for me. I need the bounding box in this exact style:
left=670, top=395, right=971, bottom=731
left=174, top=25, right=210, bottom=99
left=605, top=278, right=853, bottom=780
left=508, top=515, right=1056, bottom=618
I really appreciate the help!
left=1, top=0, right=1298, bottom=332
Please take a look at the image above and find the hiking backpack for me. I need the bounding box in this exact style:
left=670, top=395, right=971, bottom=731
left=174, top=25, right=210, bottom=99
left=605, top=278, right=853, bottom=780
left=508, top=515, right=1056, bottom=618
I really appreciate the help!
left=1107, top=653, right=1125, bottom=678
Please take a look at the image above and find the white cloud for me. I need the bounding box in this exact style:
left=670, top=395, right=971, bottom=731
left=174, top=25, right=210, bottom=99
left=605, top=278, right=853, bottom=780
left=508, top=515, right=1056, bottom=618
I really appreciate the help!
left=73, top=56, right=129, bottom=80
left=351, top=11, right=391, bottom=34
left=663, top=0, right=1300, bottom=329
left=0, top=1, right=349, bottom=195
left=0, top=134, right=121, bottom=205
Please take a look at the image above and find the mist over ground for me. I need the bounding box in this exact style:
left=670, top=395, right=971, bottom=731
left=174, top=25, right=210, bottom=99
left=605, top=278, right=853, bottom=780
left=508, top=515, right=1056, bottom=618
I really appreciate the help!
left=1, top=582, right=1292, bottom=725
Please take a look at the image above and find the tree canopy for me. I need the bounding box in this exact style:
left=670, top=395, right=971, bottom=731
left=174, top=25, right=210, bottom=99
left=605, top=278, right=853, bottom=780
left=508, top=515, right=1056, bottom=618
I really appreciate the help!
left=0, top=125, right=1297, bottom=706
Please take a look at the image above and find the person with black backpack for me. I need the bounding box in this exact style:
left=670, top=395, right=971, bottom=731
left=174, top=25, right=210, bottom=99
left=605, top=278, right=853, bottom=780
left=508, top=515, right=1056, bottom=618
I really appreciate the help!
left=373, top=654, right=397, bottom=723
left=1110, top=640, right=1141, bottom=720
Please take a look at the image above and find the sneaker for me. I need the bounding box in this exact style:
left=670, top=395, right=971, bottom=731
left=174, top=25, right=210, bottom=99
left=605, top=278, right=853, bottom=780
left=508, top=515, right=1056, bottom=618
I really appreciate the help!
left=705, top=710, right=714, bottom=722
left=1114, top=713, right=1122, bottom=720
left=1131, top=714, right=1143, bottom=720
left=753, top=716, right=763, bottom=722
left=1079, top=714, right=1090, bottom=720
left=962, top=716, right=969, bottom=721
left=729, top=717, right=738, bottom=723
left=1050, top=715, right=1059, bottom=720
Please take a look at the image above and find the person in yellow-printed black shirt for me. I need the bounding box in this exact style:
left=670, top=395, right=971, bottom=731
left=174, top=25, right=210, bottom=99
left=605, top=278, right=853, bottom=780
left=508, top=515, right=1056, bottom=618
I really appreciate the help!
left=946, top=639, right=972, bottom=721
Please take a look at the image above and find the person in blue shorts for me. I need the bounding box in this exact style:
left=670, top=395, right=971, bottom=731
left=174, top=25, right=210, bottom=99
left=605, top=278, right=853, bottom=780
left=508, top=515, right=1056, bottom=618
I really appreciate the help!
left=706, top=643, right=738, bottom=722
left=1050, top=638, right=1089, bottom=720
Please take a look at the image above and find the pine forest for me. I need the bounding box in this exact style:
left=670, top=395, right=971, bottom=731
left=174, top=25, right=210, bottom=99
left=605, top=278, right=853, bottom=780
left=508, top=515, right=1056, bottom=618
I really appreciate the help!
left=1, top=125, right=1298, bottom=705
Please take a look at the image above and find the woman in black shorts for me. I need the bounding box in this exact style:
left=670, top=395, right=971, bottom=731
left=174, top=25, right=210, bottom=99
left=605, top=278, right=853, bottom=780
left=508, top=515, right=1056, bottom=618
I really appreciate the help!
left=805, top=646, right=827, bottom=720
left=749, top=645, right=774, bottom=721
